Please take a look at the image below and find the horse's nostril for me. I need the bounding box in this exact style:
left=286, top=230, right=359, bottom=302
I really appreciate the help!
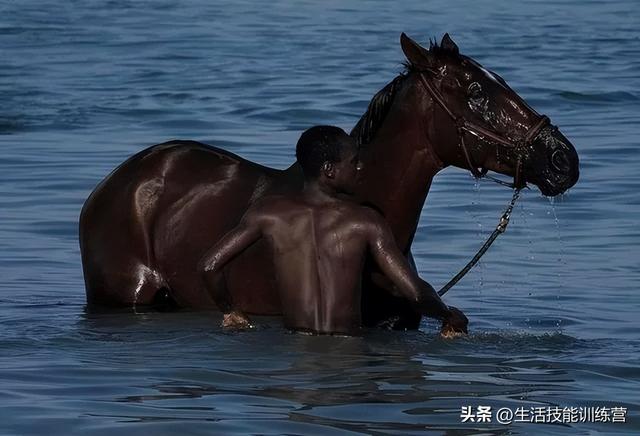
left=551, top=149, right=570, bottom=173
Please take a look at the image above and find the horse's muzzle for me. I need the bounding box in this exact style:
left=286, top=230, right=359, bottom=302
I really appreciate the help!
left=530, top=127, right=580, bottom=196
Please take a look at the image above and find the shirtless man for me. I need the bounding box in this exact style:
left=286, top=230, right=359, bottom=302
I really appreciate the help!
left=200, top=126, right=468, bottom=336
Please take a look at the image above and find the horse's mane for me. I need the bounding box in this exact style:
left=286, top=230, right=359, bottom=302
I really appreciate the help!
left=350, top=74, right=407, bottom=148
left=351, top=39, right=450, bottom=148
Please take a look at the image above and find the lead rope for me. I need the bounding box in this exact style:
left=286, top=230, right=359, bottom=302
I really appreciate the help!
left=437, top=188, right=521, bottom=297
left=414, top=72, right=545, bottom=296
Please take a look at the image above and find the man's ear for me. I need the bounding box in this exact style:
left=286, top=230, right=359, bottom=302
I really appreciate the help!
left=322, top=161, right=335, bottom=178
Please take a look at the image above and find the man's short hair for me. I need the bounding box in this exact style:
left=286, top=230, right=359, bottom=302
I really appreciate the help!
left=295, top=125, right=353, bottom=178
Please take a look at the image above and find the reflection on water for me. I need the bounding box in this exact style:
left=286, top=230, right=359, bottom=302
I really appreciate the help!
left=1, top=0, right=640, bottom=433
left=0, top=302, right=637, bottom=433
left=0, top=310, right=614, bottom=434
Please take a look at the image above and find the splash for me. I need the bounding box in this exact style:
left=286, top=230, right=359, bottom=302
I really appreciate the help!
left=547, top=196, right=566, bottom=329
left=519, top=197, right=534, bottom=299
left=471, top=179, right=485, bottom=294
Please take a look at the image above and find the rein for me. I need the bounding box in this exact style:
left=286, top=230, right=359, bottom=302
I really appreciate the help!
left=415, top=72, right=549, bottom=296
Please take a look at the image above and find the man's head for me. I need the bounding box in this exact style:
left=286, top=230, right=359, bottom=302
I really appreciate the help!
left=295, top=125, right=361, bottom=192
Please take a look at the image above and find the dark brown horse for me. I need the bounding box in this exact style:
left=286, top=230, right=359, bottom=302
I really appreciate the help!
left=79, top=33, right=579, bottom=329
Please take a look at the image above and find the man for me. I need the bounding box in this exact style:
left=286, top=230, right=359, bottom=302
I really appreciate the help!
left=200, top=126, right=468, bottom=336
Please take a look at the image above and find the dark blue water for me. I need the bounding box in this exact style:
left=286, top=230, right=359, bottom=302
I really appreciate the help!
left=1, top=1, right=639, bottom=434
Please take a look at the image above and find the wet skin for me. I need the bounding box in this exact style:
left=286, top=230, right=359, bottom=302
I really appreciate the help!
left=80, top=34, right=579, bottom=329
left=200, top=143, right=468, bottom=336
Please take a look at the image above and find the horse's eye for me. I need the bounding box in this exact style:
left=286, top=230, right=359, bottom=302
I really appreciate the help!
left=468, top=82, right=483, bottom=96
left=467, top=82, right=488, bottom=113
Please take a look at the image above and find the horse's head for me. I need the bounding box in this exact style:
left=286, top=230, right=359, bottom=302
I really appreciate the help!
left=401, top=33, right=579, bottom=196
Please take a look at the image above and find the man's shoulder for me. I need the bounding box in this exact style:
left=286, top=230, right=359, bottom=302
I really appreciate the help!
left=337, top=197, right=379, bottom=215
left=249, top=194, right=384, bottom=226
left=338, top=201, right=385, bottom=226
left=246, top=193, right=305, bottom=220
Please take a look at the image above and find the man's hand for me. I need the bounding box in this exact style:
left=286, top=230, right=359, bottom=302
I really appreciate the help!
left=222, top=311, right=253, bottom=330
left=440, top=306, right=468, bottom=338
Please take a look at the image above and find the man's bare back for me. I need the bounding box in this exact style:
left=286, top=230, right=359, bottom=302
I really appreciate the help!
left=200, top=126, right=468, bottom=336
left=239, top=193, right=392, bottom=333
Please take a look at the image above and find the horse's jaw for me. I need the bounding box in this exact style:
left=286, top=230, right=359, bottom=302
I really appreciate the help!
left=537, top=171, right=579, bottom=197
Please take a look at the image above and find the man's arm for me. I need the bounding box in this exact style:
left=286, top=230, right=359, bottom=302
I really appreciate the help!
left=199, top=210, right=262, bottom=316
left=364, top=210, right=468, bottom=334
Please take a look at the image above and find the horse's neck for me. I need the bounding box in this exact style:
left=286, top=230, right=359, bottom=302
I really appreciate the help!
left=358, top=76, right=444, bottom=250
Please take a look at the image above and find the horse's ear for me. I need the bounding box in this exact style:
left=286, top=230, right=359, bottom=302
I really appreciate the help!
left=400, top=32, right=433, bottom=69
left=440, top=33, right=459, bottom=54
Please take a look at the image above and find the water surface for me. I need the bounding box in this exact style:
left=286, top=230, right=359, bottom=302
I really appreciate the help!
left=1, top=0, right=639, bottom=434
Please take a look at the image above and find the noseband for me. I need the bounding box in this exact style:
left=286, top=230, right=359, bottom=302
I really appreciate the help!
left=416, top=72, right=550, bottom=189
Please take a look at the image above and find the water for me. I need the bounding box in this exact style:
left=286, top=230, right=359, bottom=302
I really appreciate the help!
left=1, top=0, right=639, bottom=434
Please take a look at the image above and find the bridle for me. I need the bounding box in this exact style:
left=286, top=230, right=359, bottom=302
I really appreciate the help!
left=415, top=71, right=551, bottom=296
left=416, top=71, right=550, bottom=190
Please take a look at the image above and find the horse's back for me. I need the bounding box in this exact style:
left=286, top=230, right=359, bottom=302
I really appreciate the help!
left=80, top=140, right=279, bottom=308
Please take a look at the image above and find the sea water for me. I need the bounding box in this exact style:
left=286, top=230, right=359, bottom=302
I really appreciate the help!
left=1, top=0, right=639, bottom=434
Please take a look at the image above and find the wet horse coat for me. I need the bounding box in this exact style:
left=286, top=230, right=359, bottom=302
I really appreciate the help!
left=80, top=34, right=579, bottom=328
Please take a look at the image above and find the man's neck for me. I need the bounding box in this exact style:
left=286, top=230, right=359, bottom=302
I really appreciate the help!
left=302, top=179, right=340, bottom=204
